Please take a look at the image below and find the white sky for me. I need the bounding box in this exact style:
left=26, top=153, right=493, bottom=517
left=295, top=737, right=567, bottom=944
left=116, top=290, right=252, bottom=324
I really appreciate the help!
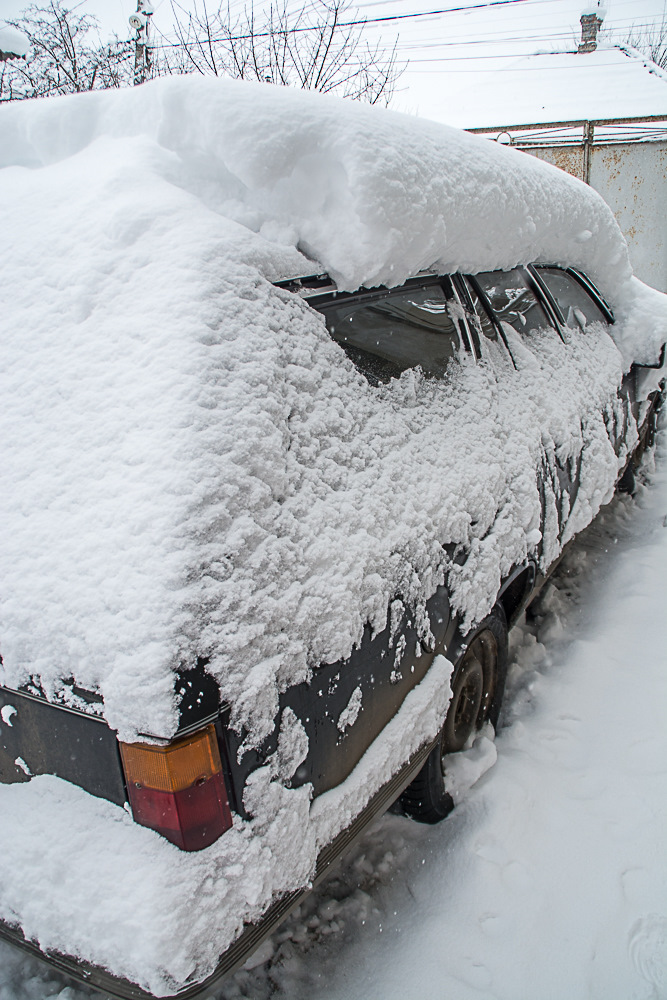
left=0, top=0, right=665, bottom=117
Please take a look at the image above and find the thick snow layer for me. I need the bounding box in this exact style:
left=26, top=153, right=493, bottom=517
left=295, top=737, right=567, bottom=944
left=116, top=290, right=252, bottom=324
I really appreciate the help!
left=2, top=425, right=666, bottom=1000
left=0, top=74, right=637, bottom=296
left=0, top=655, right=453, bottom=995
left=2, top=77, right=665, bottom=746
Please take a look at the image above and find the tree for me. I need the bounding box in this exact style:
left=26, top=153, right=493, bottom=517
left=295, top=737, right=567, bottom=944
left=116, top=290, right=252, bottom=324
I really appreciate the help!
left=1, top=0, right=133, bottom=101
left=1, top=0, right=401, bottom=106
left=619, top=15, right=667, bottom=71
left=160, top=0, right=401, bottom=105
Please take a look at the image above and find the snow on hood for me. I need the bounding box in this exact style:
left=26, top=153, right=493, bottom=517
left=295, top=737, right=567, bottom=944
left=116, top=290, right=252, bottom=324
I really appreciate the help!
left=0, top=76, right=664, bottom=743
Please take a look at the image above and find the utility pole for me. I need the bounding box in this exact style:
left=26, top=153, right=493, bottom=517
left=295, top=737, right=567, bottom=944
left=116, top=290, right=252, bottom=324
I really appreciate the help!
left=582, top=121, right=594, bottom=186
left=130, top=0, right=154, bottom=86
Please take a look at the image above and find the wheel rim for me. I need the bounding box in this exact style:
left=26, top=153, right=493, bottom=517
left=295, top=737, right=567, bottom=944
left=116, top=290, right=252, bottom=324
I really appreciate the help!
left=442, top=630, right=498, bottom=755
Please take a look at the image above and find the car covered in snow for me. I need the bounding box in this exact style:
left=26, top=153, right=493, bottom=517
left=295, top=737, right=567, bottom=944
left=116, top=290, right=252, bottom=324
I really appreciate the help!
left=0, top=77, right=665, bottom=998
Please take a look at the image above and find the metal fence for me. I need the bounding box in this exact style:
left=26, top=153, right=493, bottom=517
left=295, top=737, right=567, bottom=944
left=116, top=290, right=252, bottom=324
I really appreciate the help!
left=469, top=117, right=667, bottom=294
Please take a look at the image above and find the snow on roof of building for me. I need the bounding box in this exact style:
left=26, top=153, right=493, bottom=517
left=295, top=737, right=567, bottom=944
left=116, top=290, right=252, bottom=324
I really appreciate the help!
left=0, top=25, right=29, bottom=59
left=434, top=46, right=667, bottom=131
left=0, top=76, right=664, bottom=747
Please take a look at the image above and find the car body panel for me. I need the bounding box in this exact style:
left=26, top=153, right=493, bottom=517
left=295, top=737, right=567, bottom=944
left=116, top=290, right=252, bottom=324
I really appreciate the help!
left=0, top=262, right=664, bottom=998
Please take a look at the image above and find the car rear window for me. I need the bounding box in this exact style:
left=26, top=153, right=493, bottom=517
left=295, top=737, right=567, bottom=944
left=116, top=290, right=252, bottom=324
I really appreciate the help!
left=320, top=283, right=463, bottom=384
left=536, top=267, right=608, bottom=329
left=474, top=269, right=551, bottom=336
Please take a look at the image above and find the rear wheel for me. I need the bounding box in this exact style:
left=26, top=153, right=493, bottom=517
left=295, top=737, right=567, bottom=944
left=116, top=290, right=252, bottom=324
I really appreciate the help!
left=400, top=607, right=508, bottom=824
left=617, top=460, right=636, bottom=495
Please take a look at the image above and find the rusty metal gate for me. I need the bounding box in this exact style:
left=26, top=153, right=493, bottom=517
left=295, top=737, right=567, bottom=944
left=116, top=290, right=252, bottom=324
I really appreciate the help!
left=469, top=116, right=667, bottom=294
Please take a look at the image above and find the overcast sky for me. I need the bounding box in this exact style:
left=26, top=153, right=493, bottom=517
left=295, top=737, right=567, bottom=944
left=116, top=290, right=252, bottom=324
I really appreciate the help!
left=1, top=0, right=665, bottom=117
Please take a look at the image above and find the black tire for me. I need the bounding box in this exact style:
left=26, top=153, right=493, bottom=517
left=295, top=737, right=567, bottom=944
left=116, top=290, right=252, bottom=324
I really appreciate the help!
left=400, top=606, right=508, bottom=824
left=645, top=409, right=657, bottom=450
left=617, top=461, right=636, bottom=496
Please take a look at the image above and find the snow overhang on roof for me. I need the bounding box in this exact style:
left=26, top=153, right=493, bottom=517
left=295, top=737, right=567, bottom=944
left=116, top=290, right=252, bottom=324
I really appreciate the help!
left=444, top=47, right=667, bottom=132
left=0, top=25, right=29, bottom=60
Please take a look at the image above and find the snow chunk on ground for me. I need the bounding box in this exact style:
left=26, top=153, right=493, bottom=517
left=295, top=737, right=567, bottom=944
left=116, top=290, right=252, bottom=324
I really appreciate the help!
left=443, top=727, right=497, bottom=805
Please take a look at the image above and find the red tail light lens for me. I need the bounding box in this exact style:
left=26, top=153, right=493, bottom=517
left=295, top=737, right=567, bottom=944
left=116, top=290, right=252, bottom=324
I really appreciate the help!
left=119, top=725, right=233, bottom=851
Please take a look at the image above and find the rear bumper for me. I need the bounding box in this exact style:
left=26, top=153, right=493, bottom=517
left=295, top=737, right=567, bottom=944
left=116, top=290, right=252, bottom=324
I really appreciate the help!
left=0, top=686, right=126, bottom=806
left=0, top=736, right=434, bottom=999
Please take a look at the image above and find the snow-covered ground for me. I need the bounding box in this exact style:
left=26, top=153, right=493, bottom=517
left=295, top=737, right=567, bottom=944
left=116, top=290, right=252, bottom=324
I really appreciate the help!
left=2, top=423, right=665, bottom=1000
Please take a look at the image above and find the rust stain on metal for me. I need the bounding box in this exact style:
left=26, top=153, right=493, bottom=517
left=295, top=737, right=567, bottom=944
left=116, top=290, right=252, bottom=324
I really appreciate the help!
left=500, top=136, right=666, bottom=292
left=522, top=145, right=585, bottom=181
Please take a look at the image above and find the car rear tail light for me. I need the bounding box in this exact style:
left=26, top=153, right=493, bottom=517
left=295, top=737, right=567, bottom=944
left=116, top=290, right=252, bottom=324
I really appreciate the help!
left=119, top=725, right=233, bottom=851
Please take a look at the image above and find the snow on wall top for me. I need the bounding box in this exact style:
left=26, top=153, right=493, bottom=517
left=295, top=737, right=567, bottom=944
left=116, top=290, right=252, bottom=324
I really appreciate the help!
left=0, top=76, right=661, bottom=743
left=581, top=4, right=606, bottom=16
left=0, top=26, right=29, bottom=58
left=438, top=47, right=667, bottom=131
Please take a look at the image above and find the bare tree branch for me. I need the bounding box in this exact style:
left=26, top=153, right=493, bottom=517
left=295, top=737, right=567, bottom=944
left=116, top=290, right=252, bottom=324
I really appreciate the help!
left=603, top=14, right=667, bottom=71
left=1, top=0, right=402, bottom=105
left=164, top=0, right=402, bottom=105
left=1, top=0, right=133, bottom=101
left=624, top=16, right=667, bottom=70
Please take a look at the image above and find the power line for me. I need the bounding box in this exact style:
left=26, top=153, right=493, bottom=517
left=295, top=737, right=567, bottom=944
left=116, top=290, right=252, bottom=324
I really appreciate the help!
left=354, top=0, right=553, bottom=9
left=146, top=0, right=667, bottom=54
left=390, top=22, right=664, bottom=52
left=147, top=0, right=541, bottom=48
left=406, top=55, right=654, bottom=69
left=394, top=32, right=574, bottom=49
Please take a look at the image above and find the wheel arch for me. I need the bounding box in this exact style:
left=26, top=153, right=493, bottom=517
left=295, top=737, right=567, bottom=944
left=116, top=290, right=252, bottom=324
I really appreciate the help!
left=497, top=562, right=536, bottom=628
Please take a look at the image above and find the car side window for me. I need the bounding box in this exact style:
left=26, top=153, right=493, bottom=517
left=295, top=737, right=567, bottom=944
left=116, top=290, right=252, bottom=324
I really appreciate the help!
left=319, top=283, right=464, bottom=385
left=461, top=277, right=516, bottom=371
left=474, top=269, right=551, bottom=336
left=463, top=278, right=499, bottom=343
left=535, top=267, right=608, bottom=330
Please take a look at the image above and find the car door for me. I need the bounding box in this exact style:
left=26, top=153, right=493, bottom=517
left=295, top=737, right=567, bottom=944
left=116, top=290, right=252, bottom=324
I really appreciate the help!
left=532, top=264, right=633, bottom=454
left=276, top=276, right=475, bottom=797
left=467, top=265, right=620, bottom=563
left=465, top=268, right=572, bottom=561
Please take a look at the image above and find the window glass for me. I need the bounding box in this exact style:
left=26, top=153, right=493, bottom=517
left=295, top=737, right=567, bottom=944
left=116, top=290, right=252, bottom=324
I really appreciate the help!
left=537, top=267, right=608, bottom=329
left=475, top=269, right=550, bottom=336
left=320, top=284, right=462, bottom=384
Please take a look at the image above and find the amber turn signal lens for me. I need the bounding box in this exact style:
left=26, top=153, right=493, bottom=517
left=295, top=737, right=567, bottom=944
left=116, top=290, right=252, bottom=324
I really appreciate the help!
left=120, top=725, right=223, bottom=793
left=119, top=725, right=233, bottom=851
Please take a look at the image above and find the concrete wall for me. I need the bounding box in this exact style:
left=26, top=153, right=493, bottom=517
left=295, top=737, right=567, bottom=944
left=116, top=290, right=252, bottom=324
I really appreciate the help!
left=526, top=141, right=667, bottom=294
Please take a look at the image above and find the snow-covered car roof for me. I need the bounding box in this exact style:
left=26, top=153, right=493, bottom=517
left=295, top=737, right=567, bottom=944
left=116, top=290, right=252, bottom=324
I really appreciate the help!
left=1, top=76, right=665, bottom=745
